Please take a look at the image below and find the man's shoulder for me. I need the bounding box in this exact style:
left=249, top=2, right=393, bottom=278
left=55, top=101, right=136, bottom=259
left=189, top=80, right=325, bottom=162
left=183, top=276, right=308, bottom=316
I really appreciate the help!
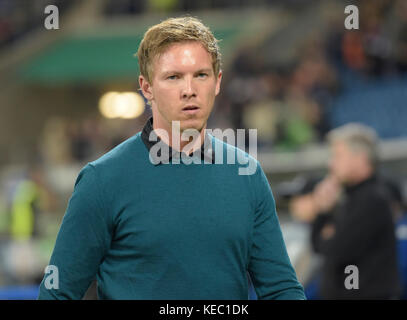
left=208, top=133, right=261, bottom=178
left=351, top=178, right=393, bottom=220
left=359, top=178, right=390, bottom=203
left=209, top=134, right=259, bottom=166
left=89, top=131, right=145, bottom=172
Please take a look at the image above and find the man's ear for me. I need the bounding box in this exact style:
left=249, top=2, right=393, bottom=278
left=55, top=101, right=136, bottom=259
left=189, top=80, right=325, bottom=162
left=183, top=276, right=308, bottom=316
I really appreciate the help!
left=139, top=75, right=153, bottom=101
left=215, top=70, right=222, bottom=96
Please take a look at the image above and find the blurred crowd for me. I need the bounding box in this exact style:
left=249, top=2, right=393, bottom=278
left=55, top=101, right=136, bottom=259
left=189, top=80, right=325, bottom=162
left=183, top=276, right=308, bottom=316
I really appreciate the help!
left=22, top=0, right=407, bottom=166
left=3, top=0, right=407, bottom=157
left=212, top=0, right=407, bottom=150
left=0, top=0, right=290, bottom=51
left=0, top=0, right=75, bottom=50
left=39, top=115, right=149, bottom=166
left=103, top=0, right=292, bottom=16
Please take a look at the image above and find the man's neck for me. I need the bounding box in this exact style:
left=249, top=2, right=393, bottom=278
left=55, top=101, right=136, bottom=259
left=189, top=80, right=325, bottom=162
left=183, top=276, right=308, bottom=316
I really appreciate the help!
left=153, top=119, right=206, bottom=155
left=346, top=166, right=374, bottom=187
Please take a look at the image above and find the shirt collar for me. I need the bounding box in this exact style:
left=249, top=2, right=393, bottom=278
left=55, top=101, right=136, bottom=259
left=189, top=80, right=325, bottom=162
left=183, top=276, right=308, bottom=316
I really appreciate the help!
left=344, top=174, right=378, bottom=195
left=141, top=117, right=215, bottom=165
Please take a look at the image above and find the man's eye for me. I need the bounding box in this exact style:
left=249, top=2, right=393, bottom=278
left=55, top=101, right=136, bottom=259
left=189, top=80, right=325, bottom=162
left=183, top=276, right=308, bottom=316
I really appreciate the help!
left=167, top=75, right=178, bottom=80
left=197, top=73, right=208, bottom=78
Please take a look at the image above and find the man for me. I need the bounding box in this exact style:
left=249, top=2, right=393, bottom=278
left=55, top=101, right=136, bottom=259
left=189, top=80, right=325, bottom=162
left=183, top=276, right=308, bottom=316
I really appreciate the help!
left=311, top=123, right=400, bottom=299
left=38, top=17, right=305, bottom=300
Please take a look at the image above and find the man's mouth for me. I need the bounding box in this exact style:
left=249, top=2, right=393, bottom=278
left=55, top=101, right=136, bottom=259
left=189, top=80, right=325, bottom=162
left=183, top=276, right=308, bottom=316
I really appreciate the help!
left=182, top=105, right=200, bottom=114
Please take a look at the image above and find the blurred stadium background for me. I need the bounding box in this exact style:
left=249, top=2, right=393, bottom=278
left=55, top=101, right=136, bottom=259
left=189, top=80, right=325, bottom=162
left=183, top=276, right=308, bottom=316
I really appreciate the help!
left=0, top=0, right=406, bottom=299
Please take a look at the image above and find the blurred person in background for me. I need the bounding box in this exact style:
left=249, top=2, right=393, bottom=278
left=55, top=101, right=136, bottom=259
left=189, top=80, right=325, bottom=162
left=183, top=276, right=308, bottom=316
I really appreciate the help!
left=9, top=164, right=52, bottom=241
left=1, top=164, right=56, bottom=285
left=311, top=123, right=400, bottom=299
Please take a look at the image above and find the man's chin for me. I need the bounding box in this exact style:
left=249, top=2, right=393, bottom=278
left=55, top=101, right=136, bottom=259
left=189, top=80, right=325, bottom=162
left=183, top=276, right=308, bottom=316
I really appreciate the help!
left=179, top=119, right=206, bottom=133
left=333, top=173, right=347, bottom=185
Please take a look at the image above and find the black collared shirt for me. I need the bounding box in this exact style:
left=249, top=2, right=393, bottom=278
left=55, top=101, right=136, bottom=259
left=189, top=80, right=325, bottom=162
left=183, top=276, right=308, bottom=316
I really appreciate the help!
left=141, top=117, right=215, bottom=165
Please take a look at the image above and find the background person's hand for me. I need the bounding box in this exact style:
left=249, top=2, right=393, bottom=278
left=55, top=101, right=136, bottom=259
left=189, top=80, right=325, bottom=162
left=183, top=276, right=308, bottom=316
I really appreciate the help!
left=313, top=175, right=341, bottom=213
left=321, top=223, right=336, bottom=240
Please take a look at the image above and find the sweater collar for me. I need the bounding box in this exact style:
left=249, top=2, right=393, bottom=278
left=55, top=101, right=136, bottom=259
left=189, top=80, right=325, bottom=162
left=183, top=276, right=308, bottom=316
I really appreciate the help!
left=141, top=117, right=215, bottom=165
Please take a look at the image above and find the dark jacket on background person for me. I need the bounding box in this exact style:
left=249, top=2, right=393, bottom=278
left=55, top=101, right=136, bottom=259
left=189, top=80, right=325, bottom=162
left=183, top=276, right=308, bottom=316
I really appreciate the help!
left=311, top=175, right=400, bottom=299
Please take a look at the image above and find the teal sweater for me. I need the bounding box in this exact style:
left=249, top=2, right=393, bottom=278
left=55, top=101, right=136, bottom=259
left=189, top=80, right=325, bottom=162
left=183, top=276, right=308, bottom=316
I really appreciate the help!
left=38, top=131, right=305, bottom=300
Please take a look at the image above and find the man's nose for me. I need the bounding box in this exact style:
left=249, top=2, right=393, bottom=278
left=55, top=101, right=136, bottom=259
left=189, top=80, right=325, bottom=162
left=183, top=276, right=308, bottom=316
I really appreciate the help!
left=181, top=77, right=196, bottom=99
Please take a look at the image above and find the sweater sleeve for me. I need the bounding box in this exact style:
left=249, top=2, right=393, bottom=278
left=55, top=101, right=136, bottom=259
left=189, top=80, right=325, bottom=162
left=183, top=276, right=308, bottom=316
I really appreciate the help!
left=247, top=163, right=306, bottom=300
left=38, top=163, right=113, bottom=300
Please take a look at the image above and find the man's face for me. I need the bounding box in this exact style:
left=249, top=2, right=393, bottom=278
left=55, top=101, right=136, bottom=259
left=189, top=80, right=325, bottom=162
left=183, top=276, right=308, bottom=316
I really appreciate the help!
left=139, top=41, right=222, bottom=133
left=329, top=140, right=357, bottom=183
